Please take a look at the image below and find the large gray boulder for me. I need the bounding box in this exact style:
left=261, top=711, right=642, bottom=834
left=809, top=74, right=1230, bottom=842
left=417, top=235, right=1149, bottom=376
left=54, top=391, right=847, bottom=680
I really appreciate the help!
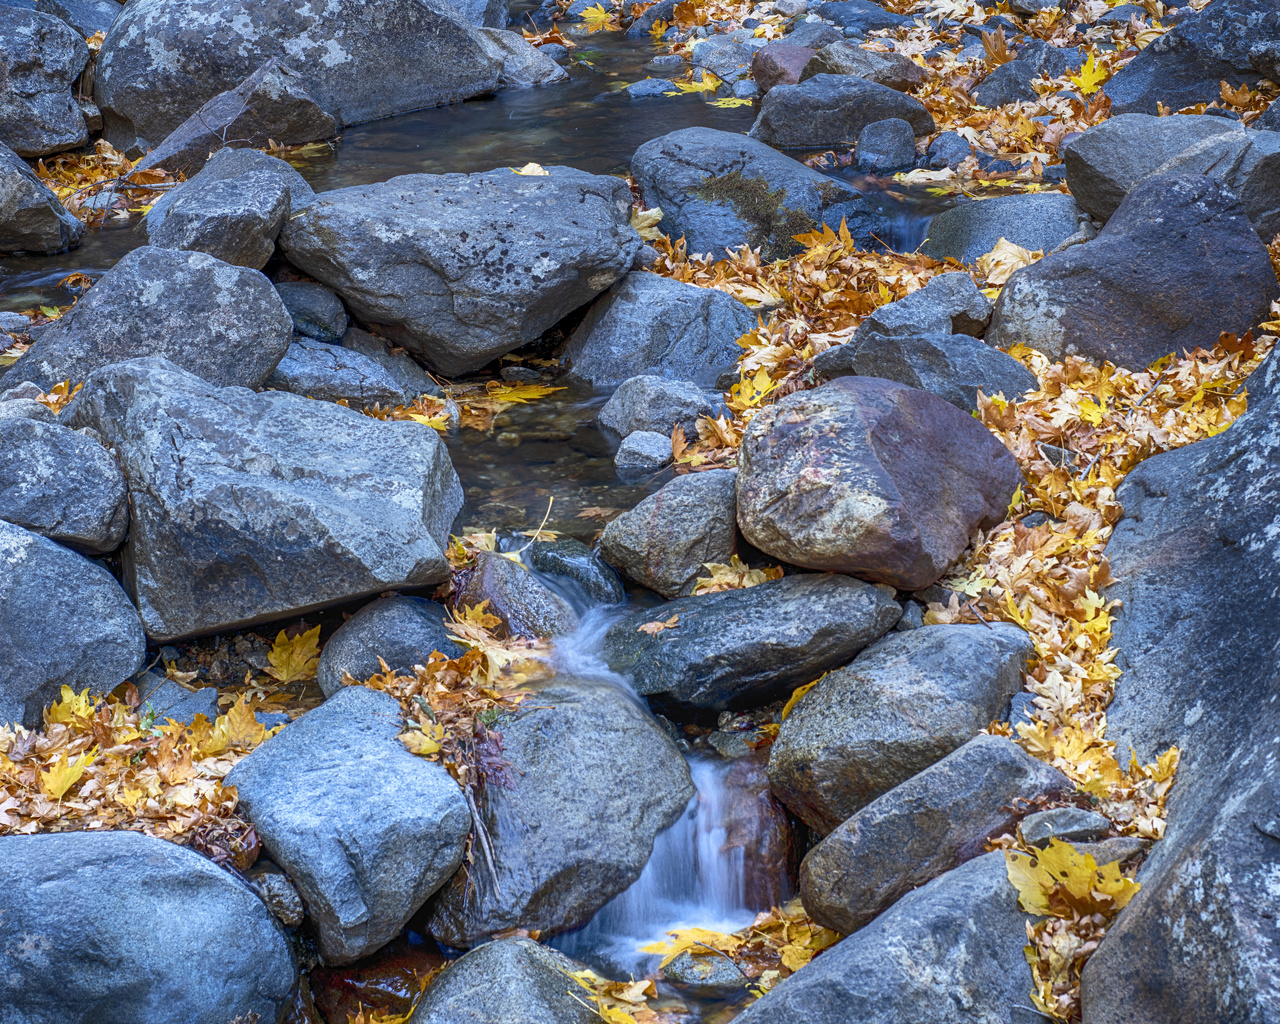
left=425, top=677, right=694, bottom=947
left=768, top=623, right=1035, bottom=833
left=408, top=938, right=596, bottom=1024
left=227, top=685, right=471, bottom=965
left=563, top=273, right=756, bottom=388
left=0, top=139, right=82, bottom=254
left=1078, top=352, right=1280, bottom=1022
left=317, top=595, right=464, bottom=698
left=920, top=192, right=1086, bottom=264
left=26, top=0, right=125, bottom=37
left=630, top=126, right=857, bottom=260
left=800, top=734, right=1072, bottom=933
left=0, top=519, right=145, bottom=728
left=63, top=358, right=464, bottom=642
left=601, top=573, right=902, bottom=709
left=748, top=75, right=934, bottom=149
left=0, top=7, right=88, bottom=157
left=736, top=377, right=1022, bottom=590
left=0, top=246, right=294, bottom=392
left=0, top=831, right=296, bottom=1024
left=265, top=337, right=410, bottom=407
left=94, top=0, right=502, bottom=153
left=972, top=39, right=1081, bottom=107
left=987, top=174, right=1279, bottom=368
left=0, top=417, right=128, bottom=553
left=281, top=167, right=639, bottom=376
left=799, top=42, right=925, bottom=91
left=733, top=852, right=1031, bottom=1024
left=597, top=374, right=716, bottom=437
left=475, top=27, right=569, bottom=87
left=599, top=469, right=738, bottom=598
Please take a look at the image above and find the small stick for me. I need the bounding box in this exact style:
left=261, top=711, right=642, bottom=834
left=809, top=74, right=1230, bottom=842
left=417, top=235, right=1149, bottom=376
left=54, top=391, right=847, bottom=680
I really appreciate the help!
left=691, top=941, right=751, bottom=978
left=463, top=786, right=503, bottom=895
left=1132, top=368, right=1168, bottom=410
left=966, top=600, right=993, bottom=629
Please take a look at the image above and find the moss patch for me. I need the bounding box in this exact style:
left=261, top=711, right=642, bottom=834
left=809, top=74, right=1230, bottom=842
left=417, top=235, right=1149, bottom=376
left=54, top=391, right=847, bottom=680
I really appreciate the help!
left=692, top=170, right=817, bottom=259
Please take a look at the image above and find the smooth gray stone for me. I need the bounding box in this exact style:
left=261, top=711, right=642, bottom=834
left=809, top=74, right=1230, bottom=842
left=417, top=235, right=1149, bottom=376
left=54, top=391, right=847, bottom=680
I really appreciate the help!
left=626, top=77, right=677, bottom=98
left=748, top=74, right=934, bottom=148
left=786, top=21, right=843, bottom=48
left=475, top=27, right=568, bottom=88
left=0, top=7, right=88, bottom=157
left=920, top=192, right=1085, bottom=264
left=0, top=831, right=296, bottom=1024
left=602, top=573, right=902, bottom=709
left=613, top=429, right=672, bottom=475
left=851, top=271, right=992, bottom=341
left=768, top=623, right=1035, bottom=833
left=690, top=39, right=755, bottom=81
left=275, top=281, right=348, bottom=342
left=0, top=397, right=57, bottom=423
left=228, top=685, right=471, bottom=964
left=341, top=326, right=443, bottom=401
left=148, top=169, right=289, bottom=269
left=799, top=43, right=925, bottom=91
left=815, top=0, right=912, bottom=33
left=1020, top=807, right=1110, bottom=847
left=134, top=670, right=221, bottom=725
left=526, top=537, right=625, bottom=605
left=854, top=117, right=916, bottom=174
left=598, top=374, right=716, bottom=437
left=265, top=336, right=408, bottom=407
left=63, top=357, right=463, bottom=642
left=145, top=147, right=314, bottom=236
left=0, top=138, right=82, bottom=254
left=926, top=131, right=973, bottom=169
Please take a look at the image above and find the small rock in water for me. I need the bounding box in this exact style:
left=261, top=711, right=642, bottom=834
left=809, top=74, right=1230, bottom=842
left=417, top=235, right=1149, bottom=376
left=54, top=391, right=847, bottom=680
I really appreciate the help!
left=854, top=117, right=917, bottom=174
left=247, top=867, right=306, bottom=928
left=663, top=950, right=753, bottom=996
left=597, top=374, right=716, bottom=437
left=456, top=550, right=580, bottom=639
left=613, top=430, right=673, bottom=475
left=500, top=365, right=542, bottom=381
left=0, top=140, right=83, bottom=255
left=526, top=537, right=626, bottom=605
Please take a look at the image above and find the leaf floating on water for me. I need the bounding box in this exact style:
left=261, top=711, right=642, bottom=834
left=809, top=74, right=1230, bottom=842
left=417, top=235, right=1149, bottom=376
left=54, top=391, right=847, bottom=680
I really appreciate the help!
left=709, top=97, right=754, bottom=108
left=576, top=506, right=624, bottom=522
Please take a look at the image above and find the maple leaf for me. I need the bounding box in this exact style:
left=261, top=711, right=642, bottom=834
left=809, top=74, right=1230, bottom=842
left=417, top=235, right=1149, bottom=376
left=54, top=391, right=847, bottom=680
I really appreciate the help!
left=977, top=238, right=1042, bottom=287
left=640, top=926, right=744, bottom=968
left=579, top=3, right=615, bottom=30
left=1070, top=53, right=1110, bottom=96
left=648, top=16, right=669, bottom=38
left=265, top=624, right=321, bottom=684
left=709, top=97, right=755, bottom=108
left=637, top=614, right=679, bottom=636
left=1005, top=838, right=1140, bottom=917
left=38, top=748, right=96, bottom=799
left=630, top=206, right=665, bottom=241
left=693, top=554, right=784, bottom=594
left=45, top=685, right=95, bottom=725
left=482, top=380, right=565, bottom=404
left=665, top=72, right=722, bottom=95
left=576, top=506, right=624, bottom=522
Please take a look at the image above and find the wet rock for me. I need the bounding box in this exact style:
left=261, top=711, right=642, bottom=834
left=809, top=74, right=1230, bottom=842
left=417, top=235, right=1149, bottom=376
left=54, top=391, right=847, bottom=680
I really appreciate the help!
left=276, top=281, right=348, bottom=342
left=769, top=624, right=1035, bottom=833
left=920, top=192, right=1085, bottom=264
left=600, top=470, right=737, bottom=598
left=0, top=246, right=294, bottom=392
left=926, top=130, right=973, bottom=169
left=1076, top=352, right=1280, bottom=1023
left=631, top=126, right=857, bottom=260
left=627, top=0, right=676, bottom=37
left=815, top=0, right=912, bottom=33
left=972, top=39, right=1081, bottom=106
left=614, top=430, right=672, bottom=475
left=737, top=377, right=1021, bottom=590
left=0, top=8, right=88, bottom=158
left=800, top=734, right=1071, bottom=933
left=527, top=537, right=625, bottom=605
left=228, top=685, right=470, bottom=965
left=342, top=326, right=443, bottom=401
left=133, top=59, right=338, bottom=179
left=799, top=41, right=925, bottom=91
left=751, top=42, right=816, bottom=92
left=426, top=678, right=694, bottom=946
left=456, top=551, right=579, bottom=639
left=476, top=27, right=569, bottom=87
left=311, top=940, right=449, bottom=1024
left=0, top=831, right=296, bottom=1024
left=749, top=74, right=934, bottom=148
left=602, top=574, right=901, bottom=709
left=813, top=332, right=1038, bottom=410
left=63, top=358, right=463, bottom=642
left=626, top=77, right=675, bottom=98
left=0, top=519, right=145, bottom=728
left=598, top=375, right=716, bottom=437
left=0, top=417, right=128, bottom=553
left=0, top=139, right=82, bottom=254
left=317, top=596, right=464, bottom=698
left=987, top=175, right=1279, bottom=368
left=408, top=938, right=596, bottom=1024
left=134, top=670, right=221, bottom=725
left=94, top=0, right=501, bottom=153
left=564, top=273, right=756, bottom=388
left=148, top=169, right=290, bottom=269
left=856, top=273, right=993, bottom=341
left=265, top=337, right=409, bottom=407
left=854, top=118, right=916, bottom=173
left=663, top=949, right=751, bottom=996
left=248, top=869, right=305, bottom=928
left=735, top=852, right=1029, bottom=1024
left=1103, top=0, right=1280, bottom=115
left=1020, top=807, right=1110, bottom=847
left=281, top=166, right=638, bottom=376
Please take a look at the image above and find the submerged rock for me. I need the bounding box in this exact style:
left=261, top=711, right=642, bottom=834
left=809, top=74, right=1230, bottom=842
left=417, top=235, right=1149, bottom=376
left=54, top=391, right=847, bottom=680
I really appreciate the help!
left=0, top=139, right=82, bottom=254
left=0, top=8, right=88, bottom=157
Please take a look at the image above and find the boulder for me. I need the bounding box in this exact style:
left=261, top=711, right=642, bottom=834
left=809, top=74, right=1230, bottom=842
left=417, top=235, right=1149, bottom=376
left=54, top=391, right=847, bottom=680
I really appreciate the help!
left=1258, top=100, right=1280, bottom=133
left=1103, top=0, right=1280, bottom=115
left=852, top=271, right=993, bottom=340
left=526, top=537, right=625, bottom=606
left=0, top=8, right=88, bottom=158
left=736, top=377, right=1022, bottom=590
left=920, top=192, right=1085, bottom=264
left=0, top=417, right=128, bottom=553
left=601, top=573, right=902, bottom=709
left=614, top=430, right=672, bottom=475
left=317, top=595, right=464, bottom=698
left=408, top=939, right=596, bottom=1024
left=599, top=469, right=737, bottom=598
left=133, top=58, right=338, bottom=179
left=597, top=374, right=716, bottom=437
left=0, top=831, right=296, bottom=1024
left=0, top=246, right=294, bottom=392
left=690, top=37, right=755, bottom=82
left=769, top=623, right=1035, bottom=833
left=455, top=551, right=579, bottom=638
left=280, top=166, right=638, bottom=376
left=1020, top=807, right=1110, bottom=847
left=926, top=130, right=974, bottom=169
left=987, top=174, right=1279, bottom=368
left=799, top=41, right=925, bottom=91
left=0, top=139, right=82, bottom=254
left=1077, top=352, right=1280, bottom=1022
left=786, top=21, right=843, bottom=49
left=813, top=332, right=1039, bottom=410
left=733, top=852, right=1031, bottom=1024
left=63, top=358, right=464, bottom=642
left=94, top=0, right=502, bottom=153
left=854, top=117, right=916, bottom=173
left=425, top=677, right=694, bottom=947
left=475, top=27, right=569, bottom=88
left=0, top=519, right=145, bottom=728
left=814, top=0, right=912, bottom=33
left=563, top=273, right=756, bottom=388
left=276, top=281, right=349, bottom=342
left=751, top=42, right=816, bottom=93
left=28, top=0, right=124, bottom=36
left=342, top=326, right=443, bottom=401
left=749, top=75, right=934, bottom=148
left=265, top=337, right=409, bottom=407
left=799, top=734, right=1072, bottom=933
left=451, top=0, right=509, bottom=27
left=972, top=39, right=1081, bottom=107
left=626, top=0, right=675, bottom=36
left=630, top=126, right=857, bottom=260
left=147, top=169, right=290, bottom=269
left=228, top=685, right=471, bottom=965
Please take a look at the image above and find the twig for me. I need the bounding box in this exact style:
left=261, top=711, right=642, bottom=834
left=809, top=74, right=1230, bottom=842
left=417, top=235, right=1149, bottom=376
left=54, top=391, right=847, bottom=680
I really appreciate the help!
left=966, top=600, right=993, bottom=629
left=690, top=940, right=751, bottom=978
left=1075, top=450, right=1103, bottom=481
left=1132, top=368, right=1168, bottom=409
left=463, top=785, right=503, bottom=895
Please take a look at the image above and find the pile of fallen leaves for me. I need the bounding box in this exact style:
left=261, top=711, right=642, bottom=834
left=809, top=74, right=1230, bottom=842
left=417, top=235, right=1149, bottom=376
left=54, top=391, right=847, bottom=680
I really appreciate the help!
left=34, top=139, right=179, bottom=225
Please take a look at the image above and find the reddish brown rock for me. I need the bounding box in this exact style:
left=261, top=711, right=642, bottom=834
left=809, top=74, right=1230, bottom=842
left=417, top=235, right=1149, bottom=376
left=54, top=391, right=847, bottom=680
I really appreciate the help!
left=722, top=754, right=797, bottom=908
left=751, top=43, right=816, bottom=93
left=736, top=377, right=1021, bottom=589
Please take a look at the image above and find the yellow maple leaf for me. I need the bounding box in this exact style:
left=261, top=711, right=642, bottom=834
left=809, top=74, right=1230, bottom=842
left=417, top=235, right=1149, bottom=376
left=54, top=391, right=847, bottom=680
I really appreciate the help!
left=648, top=17, right=669, bottom=38
left=1005, top=839, right=1140, bottom=918
left=780, top=675, right=822, bottom=721
left=640, top=926, right=743, bottom=968
left=709, top=97, right=754, bottom=108
left=665, top=72, right=722, bottom=95
left=458, top=600, right=504, bottom=630
left=579, top=3, right=614, bottom=30
left=483, top=381, right=565, bottom=404
left=265, top=624, right=322, bottom=684
left=45, top=685, right=95, bottom=725
left=630, top=206, right=665, bottom=241
left=637, top=614, right=679, bottom=636
left=1070, top=53, right=1110, bottom=96
left=976, top=237, right=1041, bottom=286
left=38, top=748, right=96, bottom=799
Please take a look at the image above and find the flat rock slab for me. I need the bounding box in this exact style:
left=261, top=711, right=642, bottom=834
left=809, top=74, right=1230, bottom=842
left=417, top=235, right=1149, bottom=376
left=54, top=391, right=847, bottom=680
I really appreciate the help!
left=601, top=573, right=902, bottom=709
left=64, top=357, right=463, bottom=642
left=768, top=623, right=1035, bottom=833
left=0, top=138, right=82, bottom=254
left=280, top=167, right=638, bottom=376
left=228, top=685, right=471, bottom=965
left=748, top=75, right=934, bottom=149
